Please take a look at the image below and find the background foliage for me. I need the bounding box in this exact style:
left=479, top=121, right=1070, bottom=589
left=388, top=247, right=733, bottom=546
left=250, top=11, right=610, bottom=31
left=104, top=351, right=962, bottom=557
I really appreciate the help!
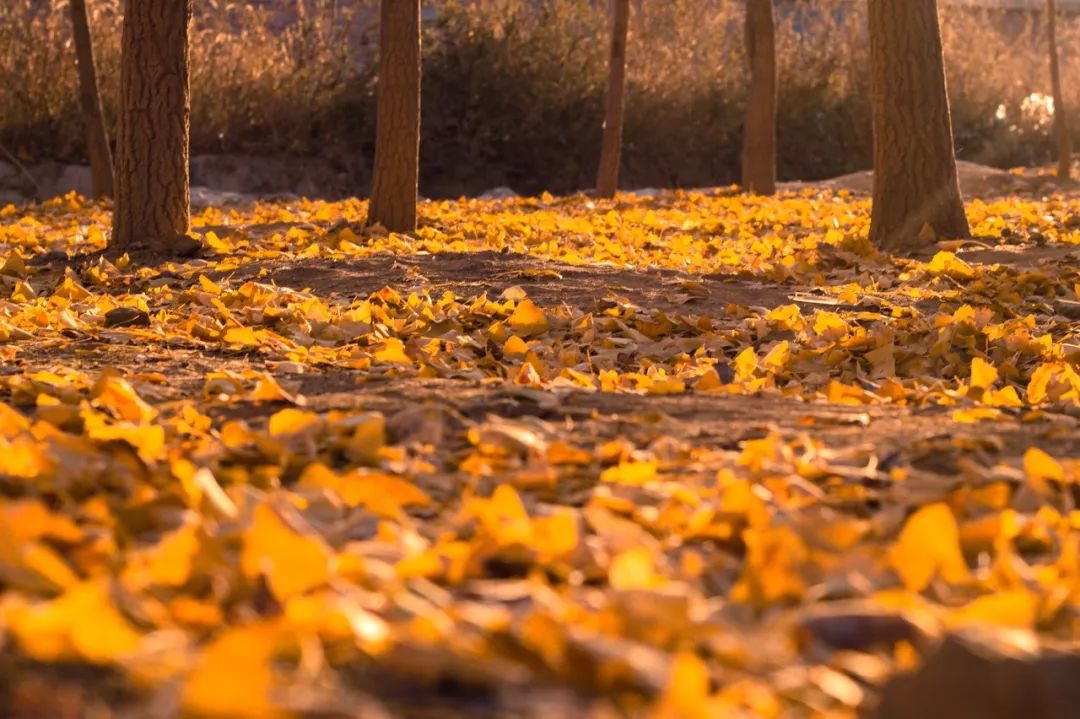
left=0, top=0, right=1076, bottom=195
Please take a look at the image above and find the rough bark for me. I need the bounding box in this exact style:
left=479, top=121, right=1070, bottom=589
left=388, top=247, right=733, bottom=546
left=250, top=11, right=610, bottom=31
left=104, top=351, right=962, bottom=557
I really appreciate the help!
left=596, top=0, right=630, bottom=199
left=742, top=0, right=777, bottom=195
left=69, top=0, right=114, bottom=199
left=368, top=0, right=421, bottom=234
left=1048, top=0, right=1073, bottom=180
left=868, top=0, right=969, bottom=252
left=111, top=0, right=191, bottom=253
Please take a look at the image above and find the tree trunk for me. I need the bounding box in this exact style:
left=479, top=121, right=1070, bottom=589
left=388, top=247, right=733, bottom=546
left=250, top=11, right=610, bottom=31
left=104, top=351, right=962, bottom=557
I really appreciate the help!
left=69, top=0, right=114, bottom=199
left=368, top=0, right=421, bottom=234
left=596, top=0, right=630, bottom=199
left=742, top=0, right=777, bottom=195
left=111, top=0, right=191, bottom=253
left=868, top=0, right=969, bottom=252
left=1048, top=0, right=1072, bottom=180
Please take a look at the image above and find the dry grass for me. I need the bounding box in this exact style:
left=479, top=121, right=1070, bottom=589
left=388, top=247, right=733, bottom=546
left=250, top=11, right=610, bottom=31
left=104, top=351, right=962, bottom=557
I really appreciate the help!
left=0, top=0, right=1078, bottom=193
left=0, top=0, right=370, bottom=162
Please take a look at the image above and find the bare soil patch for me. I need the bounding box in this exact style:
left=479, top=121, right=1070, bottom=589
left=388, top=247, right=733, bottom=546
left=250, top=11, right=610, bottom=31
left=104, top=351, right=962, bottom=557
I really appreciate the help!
left=215, top=250, right=799, bottom=318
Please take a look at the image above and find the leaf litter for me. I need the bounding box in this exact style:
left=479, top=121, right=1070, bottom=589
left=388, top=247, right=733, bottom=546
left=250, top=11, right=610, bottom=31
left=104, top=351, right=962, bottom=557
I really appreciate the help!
left=0, top=188, right=1078, bottom=716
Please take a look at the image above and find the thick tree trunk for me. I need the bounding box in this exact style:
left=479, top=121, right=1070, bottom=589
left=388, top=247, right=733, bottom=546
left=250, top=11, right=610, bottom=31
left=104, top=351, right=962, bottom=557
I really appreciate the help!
left=368, top=0, right=421, bottom=234
left=69, top=0, right=114, bottom=199
left=1048, top=0, right=1073, bottom=180
left=596, top=0, right=630, bottom=199
left=868, top=0, right=969, bottom=252
left=111, top=0, right=191, bottom=253
left=742, top=0, right=777, bottom=195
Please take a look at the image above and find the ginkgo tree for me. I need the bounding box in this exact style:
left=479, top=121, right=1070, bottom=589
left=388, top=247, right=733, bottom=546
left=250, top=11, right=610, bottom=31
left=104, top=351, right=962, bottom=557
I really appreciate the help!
left=1047, top=0, right=1072, bottom=180
left=742, top=0, right=777, bottom=195
left=111, top=0, right=193, bottom=255
left=368, top=0, right=422, bottom=233
left=868, top=0, right=969, bottom=251
left=69, top=0, right=113, bottom=199
left=596, top=0, right=631, bottom=199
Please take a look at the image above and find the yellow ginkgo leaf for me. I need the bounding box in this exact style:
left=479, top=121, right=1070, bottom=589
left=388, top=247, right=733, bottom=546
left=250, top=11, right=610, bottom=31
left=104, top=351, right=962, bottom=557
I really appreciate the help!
left=654, top=652, right=712, bottom=719
left=952, top=407, right=1003, bottom=423
left=693, top=367, right=724, bottom=392
left=609, top=547, right=662, bottom=590
left=731, top=525, right=807, bottom=605
left=346, top=414, right=386, bottom=465
left=83, top=411, right=166, bottom=463
left=0, top=436, right=52, bottom=478
left=986, top=385, right=1023, bottom=408
left=508, top=299, right=549, bottom=337
left=0, top=498, right=82, bottom=547
left=464, top=484, right=532, bottom=546
left=514, top=362, right=544, bottom=386
left=249, top=373, right=295, bottom=403
left=600, top=460, right=657, bottom=485
left=182, top=622, right=286, bottom=718
left=222, top=326, right=260, bottom=347
left=241, top=503, right=332, bottom=599
left=0, top=401, right=31, bottom=438
left=766, top=303, right=802, bottom=329
left=949, top=587, right=1039, bottom=629
left=969, top=356, right=999, bottom=391
left=7, top=580, right=142, bottom=664
left=812, top=310, right=848, bottom=340
left=93, top=375, right=157, bottom=424
left=1024, top=447, right=1065, bottom=483
left=763, top=340, right=791, bottom=372
left=373, top=337, right=412, bottom=364
left=142, top=519, right=202, bottom=587
left=1026, top=362, right=1057, bottom=404
left=530, top=511, right=579, bottom=562
left=53, top=275, right=92, bottom=301
left=11, top=280, right=36, bottom=302
left=174, top=462, right=239, bottom=520
left=738, top=434, right=778, bottom=473
left=268, top=408, right=320, bottom=437
left=733, top=346, right=758, bottom=382
left=928, top=250, right=975, bottom=279
left=889, top=503, right=969, bottom=591
left=1, top=250, right=28, bottom=278
left=19, top=542, right=79, bottom=591
left=503, top=335, right=529, bottom=356
left=349, top=473, right=431, bottom=516
left=198, top=274, right=222, bottom=295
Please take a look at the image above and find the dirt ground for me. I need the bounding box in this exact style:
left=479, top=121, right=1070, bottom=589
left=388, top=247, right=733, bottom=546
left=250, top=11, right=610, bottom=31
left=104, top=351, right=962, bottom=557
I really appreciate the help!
left=3, top=177, right=1080, bottom=718
left=9, top=253, right=1075, bottom=717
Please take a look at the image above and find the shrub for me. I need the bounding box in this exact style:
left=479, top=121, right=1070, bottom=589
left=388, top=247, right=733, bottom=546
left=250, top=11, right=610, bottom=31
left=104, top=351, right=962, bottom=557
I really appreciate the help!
left=0, top=0, right=373, bottom=166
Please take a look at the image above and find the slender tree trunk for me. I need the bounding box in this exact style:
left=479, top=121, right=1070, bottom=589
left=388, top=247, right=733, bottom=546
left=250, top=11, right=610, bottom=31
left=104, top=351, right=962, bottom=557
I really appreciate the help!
left=69, top=0, right=114, bottom=199
left=368, top=0, right=421, bottom=234
left=596, top=0, right=630, bottom=199
left=1048, top=0, right=1073, bottom=180
left=111, top=0, right=191, bottom=253
left=742, top=0, right=777, bottom=195
left=868, top=0, right=969, bottom=252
